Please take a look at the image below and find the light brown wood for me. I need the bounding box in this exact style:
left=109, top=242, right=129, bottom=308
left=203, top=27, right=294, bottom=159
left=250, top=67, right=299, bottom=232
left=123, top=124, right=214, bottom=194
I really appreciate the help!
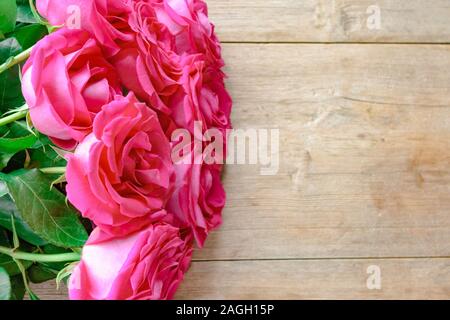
left=195, top=43, right=450, bottom=261
left=176, top=258, right=450, bottom=299
left=210, top=0, right=450, bottom=43
left=30, top=282, right=68, bottom=300
left=31, top=258, right=450, bottom=300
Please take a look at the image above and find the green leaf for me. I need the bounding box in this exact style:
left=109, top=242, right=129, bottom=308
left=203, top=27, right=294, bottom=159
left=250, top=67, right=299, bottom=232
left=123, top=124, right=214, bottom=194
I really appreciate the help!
left=0, top=132, right=37, bottom=154
left=0, top=169, right=88, bottom=248
left=16, top=3, right=37, bottom=24
left=0, top=249, right=31, bottom=276
left=27, top=263, right=56, bottom=283
left=0, top=182, right=7, bottom=197
left=0, top=266, right=11, bottom=300
left=0, top=0, right=17, bottom=34
left=0, top=228, right=20, bottom=275
left=0, top=122, right=38, bottom=170
left=0, top=227, right=9, bottom=244
left=28, top=289, right=39, bottom=300
left=56, top=261, right=77, bottom=289
left=0, top=255, right=20, bottom=275
left=0, top=227, right=32, bottom=275
left=0, top=153, right=14, bottom=171
left=1, top=151, right=26, bottom=173
left=40, top=244, right=73, bottom=272
left=14, top=24, right=47, bottom=49
left=0, top=120, right=35, bottom=137
left=29, top=146, right=67, bottom=169
left=0, top=38, right=24, bottom=113
left=23, top=243, right=76, bottom=283
left=0, top=37, right=21, bottom=65
left=9, top=274, right=25, bottom=300
left=0, top=182, right=47, bottom=246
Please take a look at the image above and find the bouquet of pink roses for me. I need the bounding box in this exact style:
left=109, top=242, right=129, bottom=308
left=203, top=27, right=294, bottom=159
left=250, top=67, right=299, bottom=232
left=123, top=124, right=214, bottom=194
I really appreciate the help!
left=0, top=0, right=231, bottom=300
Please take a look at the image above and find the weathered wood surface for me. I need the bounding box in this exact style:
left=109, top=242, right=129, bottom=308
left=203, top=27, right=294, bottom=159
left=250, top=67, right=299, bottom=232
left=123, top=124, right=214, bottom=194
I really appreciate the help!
left=210, top=0, right=450, bottom=43
left=32, top=258, right=450, bottom=300
left=177, top=258, right=450, bottom=299
left=33, top=1, right=450, bottom=299
left=197, top=43, right=450, bottom=261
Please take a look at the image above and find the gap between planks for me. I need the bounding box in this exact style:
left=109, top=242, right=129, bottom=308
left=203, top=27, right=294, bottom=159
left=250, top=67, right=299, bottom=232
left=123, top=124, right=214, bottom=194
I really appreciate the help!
left=195, top=43, right=450, bottom=261
left=222, top=41, right=450, bottom=45
left=209, top=0, right=450, bottom=44
left=192, top=256, right=450, bottom=263
left=31, top=257, right=450, bottom=300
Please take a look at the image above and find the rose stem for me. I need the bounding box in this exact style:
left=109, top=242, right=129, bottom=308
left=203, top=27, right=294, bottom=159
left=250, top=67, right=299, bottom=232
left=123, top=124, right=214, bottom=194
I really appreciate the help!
left=0, top=47, right=33, bottom=74
left=0, top=246, right=81, bottom=263
left=0, top=110, right=28, bottom=127
left=40, top=167, right=67, bottom=175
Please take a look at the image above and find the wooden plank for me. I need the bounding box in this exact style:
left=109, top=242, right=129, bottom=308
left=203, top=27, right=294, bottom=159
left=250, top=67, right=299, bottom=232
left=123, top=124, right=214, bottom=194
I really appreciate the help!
left=30, top=258, right=450, bottom=300
left=194, top=43, right=450, bottom=260
left=176, top=258, right=450, bottom=299
left=29, top=283, right=68, bottom=300
left=209, top=0, right=450, bottom=43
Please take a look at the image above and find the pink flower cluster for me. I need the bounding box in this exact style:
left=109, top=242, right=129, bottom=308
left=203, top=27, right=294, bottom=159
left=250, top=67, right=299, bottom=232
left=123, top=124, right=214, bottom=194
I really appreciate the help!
left=22, top=0, right=231, bottom=300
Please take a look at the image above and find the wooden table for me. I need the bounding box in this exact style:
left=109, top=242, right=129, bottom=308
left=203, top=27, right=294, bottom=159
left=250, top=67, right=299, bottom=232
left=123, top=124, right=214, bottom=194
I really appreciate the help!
left=34, top=0, right=450, bottom=300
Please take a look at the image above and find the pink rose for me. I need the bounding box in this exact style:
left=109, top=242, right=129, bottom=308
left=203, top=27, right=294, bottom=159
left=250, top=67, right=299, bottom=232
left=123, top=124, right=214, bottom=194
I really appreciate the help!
left=123, top=0, right=221, bottom=62
left=168, top=154, right=226, bottom=247
left=36, top=0, right=132, bottom=56
left=112, top=0, right=231, bottom=134
left=22, top=28, right=121, bottom=149
left=66, top=93, right=174, bottom=236
left=171, top=55, right=231, bottom=135
left=111, top=0, right=184, bottom=115
left=152, top=0, right=224, bottom=68
left=69, top=224, right=192, bottom=300
left=111, top=46, right=181, bottom=116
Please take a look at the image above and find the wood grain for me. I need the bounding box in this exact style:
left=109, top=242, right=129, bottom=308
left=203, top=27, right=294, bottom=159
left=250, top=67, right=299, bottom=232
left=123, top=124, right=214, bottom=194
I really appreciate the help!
left=195, top=43, right=450, bottom=261
left=210, top=0, right=450, bottom=43
left=31, top=258, right=450, bottom=300
left=176, top=258, right=450, bottom=299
